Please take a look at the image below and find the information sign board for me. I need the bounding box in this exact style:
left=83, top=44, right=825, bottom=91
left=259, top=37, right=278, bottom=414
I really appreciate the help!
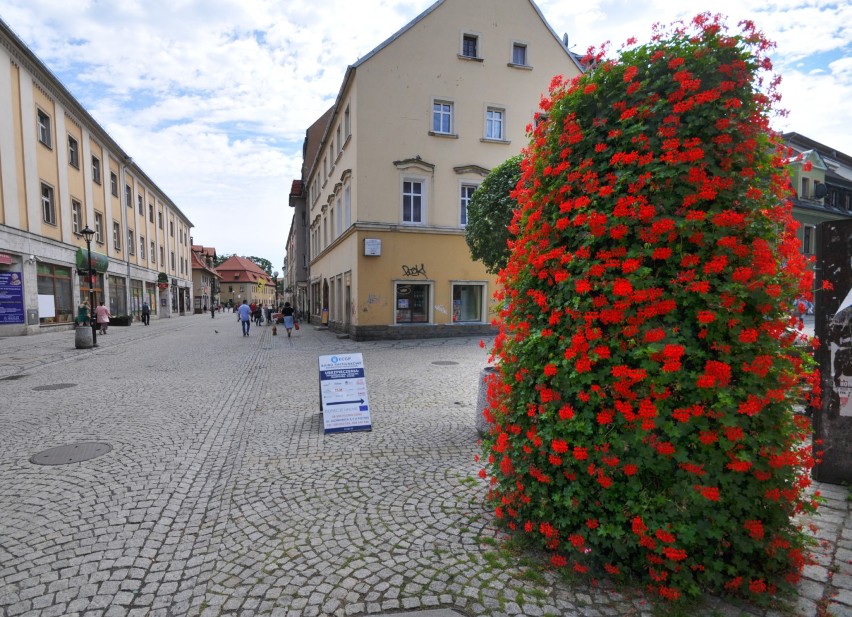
left=0, top=272, right=25, bottom=324
left=318, top=353, right=372, bottom=433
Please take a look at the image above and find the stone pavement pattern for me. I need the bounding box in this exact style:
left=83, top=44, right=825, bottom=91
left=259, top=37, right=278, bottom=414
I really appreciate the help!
left=0, top=315, right=850, bottom=617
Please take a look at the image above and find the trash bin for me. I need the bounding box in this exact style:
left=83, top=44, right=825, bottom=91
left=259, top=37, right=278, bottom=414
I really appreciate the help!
left=75, top=325, right=93, bottom=349
left=476, top=366, right=497, bottom=437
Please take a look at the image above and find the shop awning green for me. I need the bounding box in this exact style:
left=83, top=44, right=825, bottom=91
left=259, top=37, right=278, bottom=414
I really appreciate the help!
left=75, top=247, right=109, bottom=273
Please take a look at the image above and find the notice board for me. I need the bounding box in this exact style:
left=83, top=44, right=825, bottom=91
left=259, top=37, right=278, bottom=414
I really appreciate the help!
left=318, top=353, right=372, bottom=433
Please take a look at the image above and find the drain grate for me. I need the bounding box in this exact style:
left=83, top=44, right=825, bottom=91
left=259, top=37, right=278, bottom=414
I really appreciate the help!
left=432, top=361, right=459, bottom=366
left=32, top=383, right=77, bottom=391
left=30, top=442, right=112, bottom=466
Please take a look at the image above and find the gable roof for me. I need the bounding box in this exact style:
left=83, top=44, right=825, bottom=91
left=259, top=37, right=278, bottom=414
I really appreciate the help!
left=215, top=256, right=273, bottom=284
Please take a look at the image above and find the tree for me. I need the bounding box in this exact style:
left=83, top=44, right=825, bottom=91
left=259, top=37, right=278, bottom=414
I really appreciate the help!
left=246, top=256, right=272, bottom=276
left=465, top=155, right=522, bottom=274
left=213, top=253, right=236, bottom=268
left=480, top=14, right=817, bottom=602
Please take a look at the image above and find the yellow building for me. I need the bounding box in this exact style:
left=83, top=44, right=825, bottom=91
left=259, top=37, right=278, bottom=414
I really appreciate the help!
left=0, top=19, right=194, bottom=334
left=215, top=256, right=276, bottom=311
left=295, top=0, right=582, bottom=340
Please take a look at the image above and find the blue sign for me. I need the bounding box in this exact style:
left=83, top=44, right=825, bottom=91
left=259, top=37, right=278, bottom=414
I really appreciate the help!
left=0, top=272, right=25, bottom=324
left=318, top=353, right=372, bottom=433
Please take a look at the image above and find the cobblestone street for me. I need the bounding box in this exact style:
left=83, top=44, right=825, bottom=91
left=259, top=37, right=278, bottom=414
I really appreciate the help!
left=0, top=315, right=849, bottom=616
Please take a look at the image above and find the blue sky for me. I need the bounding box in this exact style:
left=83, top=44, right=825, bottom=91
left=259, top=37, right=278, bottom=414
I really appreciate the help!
left=1, top=0, right=850, bottom=269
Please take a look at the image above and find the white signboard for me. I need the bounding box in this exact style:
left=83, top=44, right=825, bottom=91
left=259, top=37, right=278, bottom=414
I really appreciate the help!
left=318, top=353, right=372, bottom=433
left=364, top=238, right=381, bottom=256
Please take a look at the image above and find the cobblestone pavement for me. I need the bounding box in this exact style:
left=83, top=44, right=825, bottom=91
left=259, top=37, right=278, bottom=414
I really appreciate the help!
left=0, top=314, right=850, bottom=617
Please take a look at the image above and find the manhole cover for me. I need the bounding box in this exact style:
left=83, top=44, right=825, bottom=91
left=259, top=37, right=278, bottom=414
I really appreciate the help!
left=432, top=361, right=459, bottom=366
left=30, top=442, right=112, bottom=466
left=32, top=383, right=77, bottom=391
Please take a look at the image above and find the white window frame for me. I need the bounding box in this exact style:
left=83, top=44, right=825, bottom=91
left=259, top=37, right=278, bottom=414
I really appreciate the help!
left=113, top=220, right=122, bottom=251
left=137, top=194, right=143, bottom=215
left=139, top=235, right=145, bottom=259
left=460, top=183, right=478, bottom=227
left=37, top=109, right=52, bottom=147
left=451, top=281, right=487, bottom=323
left=402, top=177, right=426, bottom=225
left=432, top=100, right=454, bottom=135
left=68, top=135, right=79, bottom=168
left=110, top=172, right=118, bottom=196
left=94, top=213, right=103, bottom=243
left=344, top=104, right=351, bottom=138
left=71, top=199, right=82, bottom=234
left=336, top=196, right=342, bottom=238
left=485, top=107, right=506, bottom=141
left=150, top=241, right=156, bottom=263
left=41, top=182, right=56, bottom=225
left=511, top=42, right=528, bottom=66
left=344, top=184, right=351, bottom=229
left=803, top=225, right=815, bottom=255
left=128, top=229, right=135, bottom=255
left=92, top=156, right=101, bottom=184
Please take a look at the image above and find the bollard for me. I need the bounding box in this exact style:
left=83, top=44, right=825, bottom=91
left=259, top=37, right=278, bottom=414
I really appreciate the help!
left=476, top=366, right=497, bottom=437
left=75, top=325, right=93, bottom=349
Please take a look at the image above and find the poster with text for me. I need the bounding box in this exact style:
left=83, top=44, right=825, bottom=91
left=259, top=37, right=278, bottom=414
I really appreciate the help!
left=318, top=353, right=372, bottom=433
left=0, top=272, right=25, bottom=324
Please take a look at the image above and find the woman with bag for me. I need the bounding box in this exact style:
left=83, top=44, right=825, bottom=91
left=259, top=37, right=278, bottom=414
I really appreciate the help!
left=282, top=302, right=295, bottom=338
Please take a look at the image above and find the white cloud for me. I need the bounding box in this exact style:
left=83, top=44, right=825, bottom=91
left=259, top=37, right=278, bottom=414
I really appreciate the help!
left=1, top=0, right=850, bottom=266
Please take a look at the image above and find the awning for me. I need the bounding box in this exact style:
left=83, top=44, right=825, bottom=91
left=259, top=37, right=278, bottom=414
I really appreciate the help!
left=75, top=248, right=109, bottom=273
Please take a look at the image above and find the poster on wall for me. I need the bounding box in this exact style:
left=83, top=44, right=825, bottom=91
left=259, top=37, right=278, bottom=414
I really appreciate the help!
left=0, top=272, right=25, bottom=324
left=318, top=353, right=372, bottom=434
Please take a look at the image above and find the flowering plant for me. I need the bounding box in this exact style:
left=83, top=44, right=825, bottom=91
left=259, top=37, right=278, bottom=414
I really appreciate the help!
left=480, top=14, right=819, bottom=601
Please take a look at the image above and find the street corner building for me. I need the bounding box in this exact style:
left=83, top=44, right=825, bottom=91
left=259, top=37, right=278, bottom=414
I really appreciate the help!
left=0, top=20, right=194, bottom=336
left=285, top=0, right=585, bottom=341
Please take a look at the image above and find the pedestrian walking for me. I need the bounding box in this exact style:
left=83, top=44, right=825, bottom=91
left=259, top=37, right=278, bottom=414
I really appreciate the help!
left=211, top=304, right=216, bottom=319
left=141, top=301, right=151, bottom=326
left=238, top=299, right=252, bottom=336
left=76, top=301, right=90, bottom=327
left=95, top=301, right=111, bottom=335
left=282, top=302, right=295, bottom=338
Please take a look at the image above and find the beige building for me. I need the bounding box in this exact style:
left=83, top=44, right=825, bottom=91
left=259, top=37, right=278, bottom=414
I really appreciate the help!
left=294, top=0, right=581, bottom=339
left=215, top=256, right=276, bottom=310
left=190, top=245, right=222, bottom=312
left=0, top=19, right=193, bottom=334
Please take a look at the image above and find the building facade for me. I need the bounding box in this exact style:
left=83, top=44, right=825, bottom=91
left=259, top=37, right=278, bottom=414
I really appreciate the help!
left=215, top=256, right=276, bottom=310
left=0, top=19, right=193, bottom=335
left=783, top=132, right=852, bottom=261
left=190, top=245, right=221, bottom=312
left=294, top=0, right=581, bottom=340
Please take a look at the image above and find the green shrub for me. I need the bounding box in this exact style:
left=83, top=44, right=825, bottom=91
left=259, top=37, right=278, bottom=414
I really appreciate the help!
left=480, top=14, right=819, bottom=602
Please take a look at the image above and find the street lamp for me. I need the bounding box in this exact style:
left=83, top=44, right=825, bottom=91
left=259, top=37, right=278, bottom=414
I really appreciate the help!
left=80, top=225, right=97, bottom=347
left=273, top=271, right=279, bottom=311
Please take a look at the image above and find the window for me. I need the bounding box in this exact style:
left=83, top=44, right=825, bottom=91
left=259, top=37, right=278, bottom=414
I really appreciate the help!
left=125, top=184, right=132, bottom=208
left=512, top=43, right=528, bottom=66
left=170, top=251, right=175, bottom=270
left=336, top=125, right=342, bottom=156
left=801, top=177, right=810, bottom=199
left=452, top=284, right=485, bottom=322
left=148, top=203, right=154, bottom=223
left=110, top=172, right=118, bottom=196
left=170, top=221, right=174, bottom=237
left=139, top=236, right=145, bottom=259
left=336, top=196, right=342, bottom=238
left=41, top=183, right=56, bottom=225
left=432, top=101, right=453, bottom=134
left=128, top=229, right=135, bottom=255
left=137, top=194, right=143, bottom=215
left=486, top=107, right=505, bottom=140
left=395, top=283, right=430, bottom=323
left=158, top=211, right=163, bottom=229
left=344, top=104, right=351, bottom=138
left=344, top=184, right=351, bottom=228
left=37, top=109, right=51, bottom=147
left=68, top=136, right=79, bottom=168
left=460, top=184, right=477, bottom=226
left=803, top=225, right=815, bottom=255
left=402, top=180, right=424, bottom=224
left=92, top=156, right=101, bottom=184
left=37, top=263, right=72, bottom=324
left=462, top=34, right=478, bottom=58
left=72, top=199, right=82, bottom=234
left=94, top=213, right=103, bottom=243
left=160, top=246, right=164, bottom=264
left=113, top=221, right=121, bottom=251
left=150, top=241, right=156, bottom=263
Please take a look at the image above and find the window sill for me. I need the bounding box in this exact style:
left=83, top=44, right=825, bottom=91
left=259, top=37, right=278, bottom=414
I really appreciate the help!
left=429, top=131, right=459, bottom=139
left=480, top=138, right=511, bottom=145
left=507, top=62, right=533, bottom=70
left=458, top=54, right=484, bottom=63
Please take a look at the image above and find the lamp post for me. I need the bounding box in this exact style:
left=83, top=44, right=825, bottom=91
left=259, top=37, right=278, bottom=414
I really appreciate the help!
left=80, top=226, right=97, bottom=347
left=273, top=271, right=279, bottom=312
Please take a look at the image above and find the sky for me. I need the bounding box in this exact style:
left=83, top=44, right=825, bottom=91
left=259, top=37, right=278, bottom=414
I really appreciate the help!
left=1, top=0, right=850, bottom=271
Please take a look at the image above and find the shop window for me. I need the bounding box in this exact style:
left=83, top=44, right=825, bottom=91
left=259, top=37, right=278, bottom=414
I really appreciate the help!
left=37, top=263, right=72, bottom=324
left=395, top=283, right=430, bottom=323
left=452, top=283, right=485, bottom=322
